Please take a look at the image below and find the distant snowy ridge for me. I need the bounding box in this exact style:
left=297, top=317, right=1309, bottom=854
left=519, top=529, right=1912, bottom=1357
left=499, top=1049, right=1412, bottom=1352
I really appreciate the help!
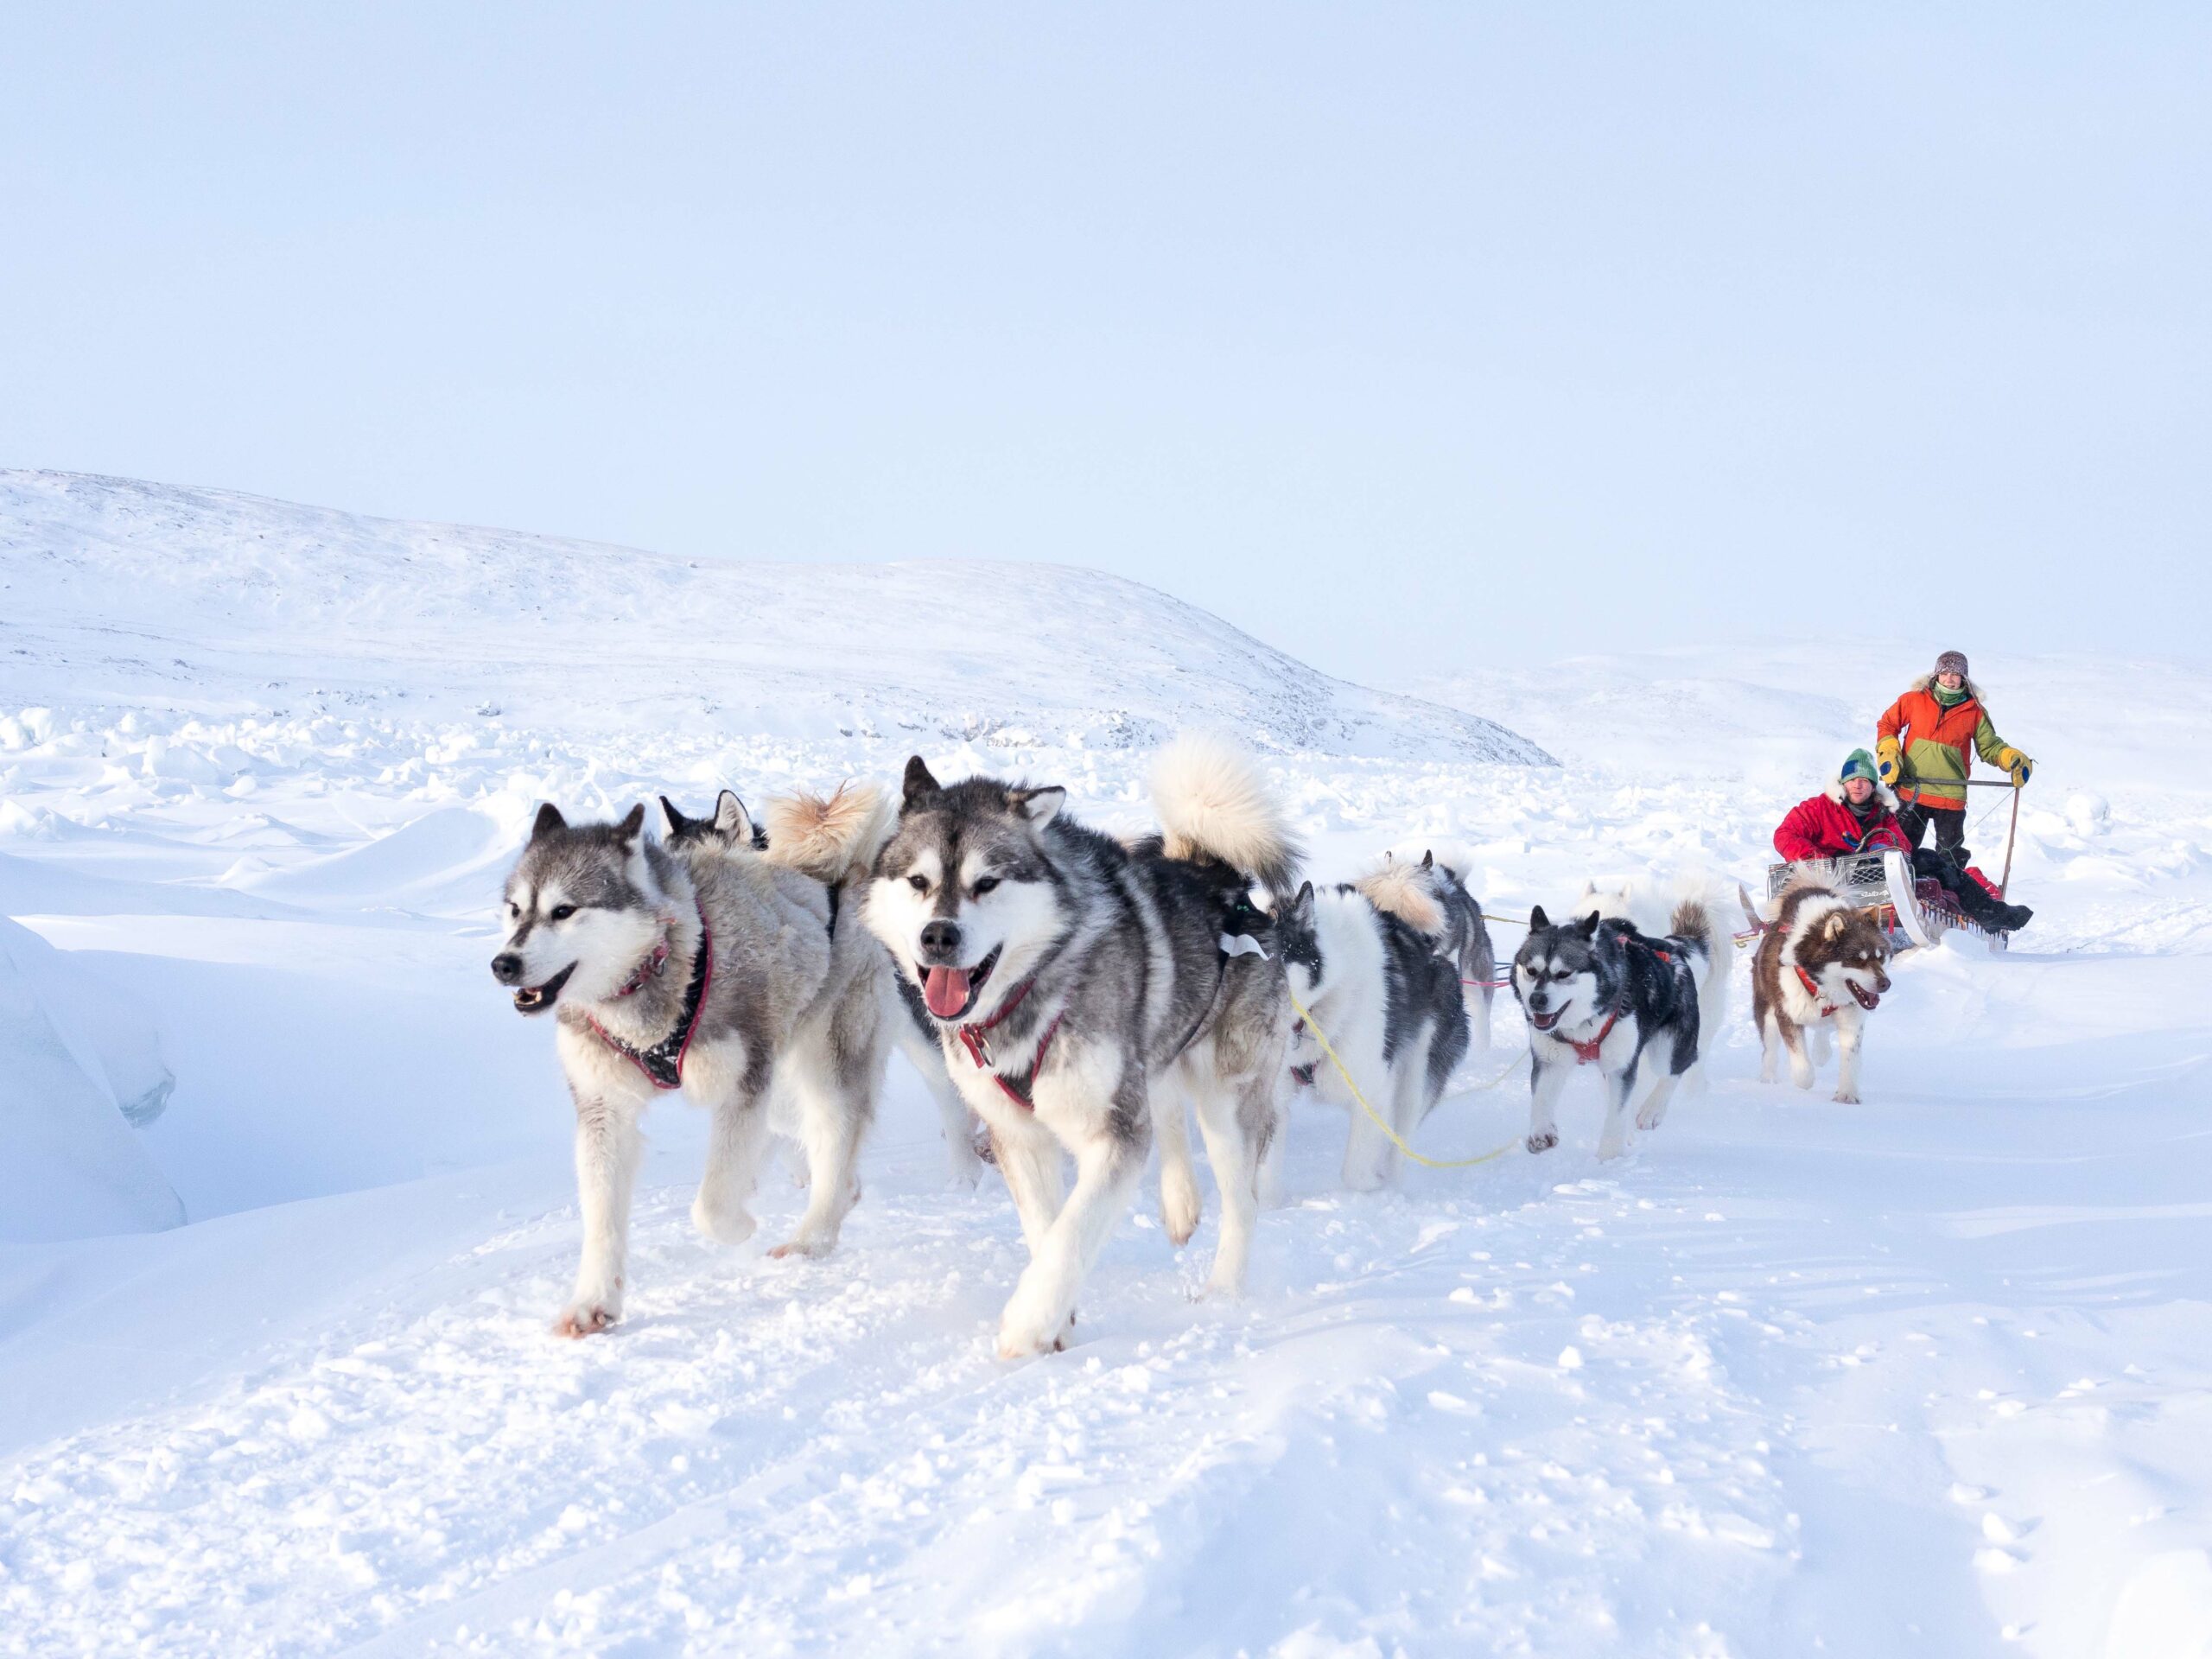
left=0, top=471, right=1548, bottom=765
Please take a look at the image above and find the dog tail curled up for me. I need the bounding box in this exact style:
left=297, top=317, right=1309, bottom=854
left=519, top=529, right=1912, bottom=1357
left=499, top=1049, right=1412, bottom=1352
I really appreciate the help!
left=1150, top=733, right=1301, bottom=896
left=1352, top=855, right=1445, bottom=937
left=1669, top=890, right=1735, bottom=1078
left=763, top=782, right=895, bottom=887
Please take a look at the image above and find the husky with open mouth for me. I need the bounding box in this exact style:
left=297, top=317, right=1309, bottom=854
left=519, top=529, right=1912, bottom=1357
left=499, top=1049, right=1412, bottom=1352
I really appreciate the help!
left=1750, top=880, right=1893, bottom=1103
left=492, top=786, right=893, bottom=1337
left=1512, top=890, right=1729, bottom=1160
left=863, top=734, right=1298, bottom=1358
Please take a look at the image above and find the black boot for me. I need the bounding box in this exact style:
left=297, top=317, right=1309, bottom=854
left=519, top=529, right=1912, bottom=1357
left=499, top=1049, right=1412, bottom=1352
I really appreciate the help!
left=2001, top=903, right=2032, bottom=931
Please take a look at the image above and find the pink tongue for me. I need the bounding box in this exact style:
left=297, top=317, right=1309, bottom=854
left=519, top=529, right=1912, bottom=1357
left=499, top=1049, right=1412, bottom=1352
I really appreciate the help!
left=924, top=965, right=974, bottom=1019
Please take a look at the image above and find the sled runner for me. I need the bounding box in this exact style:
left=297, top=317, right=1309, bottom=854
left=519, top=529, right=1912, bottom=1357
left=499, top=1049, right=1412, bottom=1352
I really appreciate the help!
left=1761, top=850, right=2006, bottom=955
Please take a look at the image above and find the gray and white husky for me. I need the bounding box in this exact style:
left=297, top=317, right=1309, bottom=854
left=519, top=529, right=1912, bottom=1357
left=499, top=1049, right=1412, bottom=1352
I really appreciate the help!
left=1512, top=892, right=1730, bottom=1160
left=1277, top=870, right=1471, bottom=1191
left=863, top=734, right=1298, bottom=1358
left=492, top=789, right=891, bottom=1337
left=664, top=789, right=985, bottom=1186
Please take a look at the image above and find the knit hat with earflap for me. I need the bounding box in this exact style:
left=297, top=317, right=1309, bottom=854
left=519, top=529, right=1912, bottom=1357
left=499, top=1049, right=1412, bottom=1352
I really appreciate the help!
left=1934, top=649, right=1969, bottom=679
left=1840, top=749, right=1880, bottom=786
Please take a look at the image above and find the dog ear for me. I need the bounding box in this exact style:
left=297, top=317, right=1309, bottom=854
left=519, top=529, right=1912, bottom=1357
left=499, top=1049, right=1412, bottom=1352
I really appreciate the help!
left=532, top=802, right=567, bottom=841
left=1287, top=880, right=1316, bottom=923
left=613, top=803, right=646, bottom=843
left=1011, top=785, right=1065, bottom=828
left=659, top=795, right=692, bottom=836
left=1421, top=849, right=1433, bottom=870
left=1824, top=911, right=1848, bottom=940
left=713, top=790, right=753, bottom=842
left=1529, top=905, right=1549, bottom=931
left=902, top=756, right=941, bottom=807
left=1580, top=911, right=1603, bottom=935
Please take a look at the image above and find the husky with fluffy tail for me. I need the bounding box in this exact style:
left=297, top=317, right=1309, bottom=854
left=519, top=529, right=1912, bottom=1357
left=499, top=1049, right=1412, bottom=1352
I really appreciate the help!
left=664, top=789, right=984, bottom=1187
left=1513, top=891, right=1730, bottom=1160
left=864, top=735, right=1297, bottom=1358
left=1751, top=880, right=1891, bottom=1103
left=492, top=786, right=892, bottom=1337
left=1358, top=849, right=1497, bottom=1050
left=1279, top=868, right=1470, bottom=1191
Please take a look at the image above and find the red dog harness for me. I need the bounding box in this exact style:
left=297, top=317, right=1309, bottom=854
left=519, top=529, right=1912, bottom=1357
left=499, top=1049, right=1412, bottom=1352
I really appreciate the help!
left=585, top=908, right=713, bottom=1090
left=957, top=976, right=1064, bottom=1111
left=1566, top=1004, right=1623, bottom=1065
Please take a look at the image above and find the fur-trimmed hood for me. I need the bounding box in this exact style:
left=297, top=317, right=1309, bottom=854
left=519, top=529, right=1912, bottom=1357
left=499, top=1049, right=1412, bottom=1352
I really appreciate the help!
left=1823, top=776, right=1900, bottom=811
left=1907, top=671, right=1986, bottom=703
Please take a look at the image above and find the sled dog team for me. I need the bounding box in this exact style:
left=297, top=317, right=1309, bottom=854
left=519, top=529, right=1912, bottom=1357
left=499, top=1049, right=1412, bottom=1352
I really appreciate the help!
left=492, top=736, right=1863, bottom=1353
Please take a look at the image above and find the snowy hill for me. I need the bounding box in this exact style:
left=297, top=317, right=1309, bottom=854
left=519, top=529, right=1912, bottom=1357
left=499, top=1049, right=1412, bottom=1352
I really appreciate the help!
left=3, top=474, right=2212, bottom=1656
left=0, top=470, right=1548, bottom=765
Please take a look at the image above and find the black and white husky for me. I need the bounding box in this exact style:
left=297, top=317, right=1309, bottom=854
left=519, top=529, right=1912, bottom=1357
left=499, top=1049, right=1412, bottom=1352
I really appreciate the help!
left=664, top=789, right=985, bottom=1186
left=863, top=735, right=1297, bottom=1358
left=492, top=788, right=892, bottom=1337
left=1357, top=849, right=1498, bottom=1050
left=1276, top=872, right=1471, bottom=1191
left=1512, top=893, right=1729, bottom=1160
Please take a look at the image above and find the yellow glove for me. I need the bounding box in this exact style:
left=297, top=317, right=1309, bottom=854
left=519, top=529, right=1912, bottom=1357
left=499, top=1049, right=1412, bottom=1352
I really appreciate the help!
left=1875, top=736, right=1904, bottom=786
left=1995, top=747, right=2033, bottom=786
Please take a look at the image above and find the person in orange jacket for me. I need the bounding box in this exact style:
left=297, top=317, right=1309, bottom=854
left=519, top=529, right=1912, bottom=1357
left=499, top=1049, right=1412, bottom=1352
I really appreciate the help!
left=1875, top=650, right=2033, bottom=856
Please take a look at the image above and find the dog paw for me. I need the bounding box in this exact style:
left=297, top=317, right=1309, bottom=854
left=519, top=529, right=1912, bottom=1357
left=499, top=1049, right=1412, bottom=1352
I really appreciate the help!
left=1525, top=1129, right=1559, bottom=1154
left=1596, top=1136, right=1626, bottom=1162
left=768, top=1230, right=836, bottom=1260
left=996, top=1288, right=1076, bottom=1359
left=691, top=1195, right=758, bottom=1247
left=1831, top=1088, right=1860, bottom=1104
left=997, top=1317, right=1067, bottom=1361
left=1635, top=1107, right=1665, bottom=1131
left=1160, top=1172, right=1203, bottom=1248
left=553, top=1301, right=619, bottom=1338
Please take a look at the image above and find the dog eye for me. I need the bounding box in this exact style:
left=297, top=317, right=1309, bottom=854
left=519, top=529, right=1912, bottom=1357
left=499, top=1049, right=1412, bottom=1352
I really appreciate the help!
left=506, top=901, right=519, bottom=917
left=972, top=875, right=1000, bottom=897
left=907, top=874, right=930, bottom=893
left=549, top=904, right=576, bottom=921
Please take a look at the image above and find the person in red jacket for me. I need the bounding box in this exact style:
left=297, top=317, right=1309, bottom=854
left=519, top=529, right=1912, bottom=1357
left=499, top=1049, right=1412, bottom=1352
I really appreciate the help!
left=1774, top=750, right=2030, bottom=932
left=1775, top=750, right=1916, bottom=861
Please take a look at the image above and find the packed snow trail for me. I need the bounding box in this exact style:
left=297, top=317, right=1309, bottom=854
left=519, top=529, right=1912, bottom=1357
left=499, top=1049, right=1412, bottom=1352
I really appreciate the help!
left=5, top=476, right=2212, bottom=1656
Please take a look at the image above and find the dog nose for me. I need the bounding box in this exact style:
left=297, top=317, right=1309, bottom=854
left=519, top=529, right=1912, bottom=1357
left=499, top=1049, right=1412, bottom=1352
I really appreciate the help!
left=918, top=918, right=963, bottom=961
left=491, top=952, right=523, bottom=984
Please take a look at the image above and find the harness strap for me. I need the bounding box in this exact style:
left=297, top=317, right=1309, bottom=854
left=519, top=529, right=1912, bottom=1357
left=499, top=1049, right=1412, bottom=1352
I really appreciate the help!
left=958, top=1007, right=1063, bottom=1111
left=586, top=906, right=714, bottom=1090
left=955, top=975, right=1062, bottom=1111
left=1567, top=1003, right=1624, bottom=1065
left=610, top=931, right=673, bottom=997
left=1794, top=963, right=1842, bottom=1018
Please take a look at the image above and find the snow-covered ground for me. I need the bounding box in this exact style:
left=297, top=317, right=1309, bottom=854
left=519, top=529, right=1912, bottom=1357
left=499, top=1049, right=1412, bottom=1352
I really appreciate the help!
left=3, top=474, right=2210, bottom=1657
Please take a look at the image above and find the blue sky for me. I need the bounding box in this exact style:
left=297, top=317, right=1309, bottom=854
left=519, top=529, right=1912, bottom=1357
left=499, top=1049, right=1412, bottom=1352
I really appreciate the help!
left=3, top=4, right=2205, bottom=682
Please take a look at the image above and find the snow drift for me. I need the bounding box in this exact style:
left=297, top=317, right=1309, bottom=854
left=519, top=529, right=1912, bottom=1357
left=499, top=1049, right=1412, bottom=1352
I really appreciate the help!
left=0, top=916, right=181, bottom=1241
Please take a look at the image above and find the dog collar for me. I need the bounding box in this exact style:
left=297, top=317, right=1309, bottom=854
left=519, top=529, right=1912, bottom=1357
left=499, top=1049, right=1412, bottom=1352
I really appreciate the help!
left=610, top=926, right=676, bottom=998
left=586, top=906, right=713, bottom=1090
left=957, top=975, right=1061, bottom=1111
left=1794, top=964, right=1839, bottom=1017
left=1566, top=1003, right=1624, bottom=1065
